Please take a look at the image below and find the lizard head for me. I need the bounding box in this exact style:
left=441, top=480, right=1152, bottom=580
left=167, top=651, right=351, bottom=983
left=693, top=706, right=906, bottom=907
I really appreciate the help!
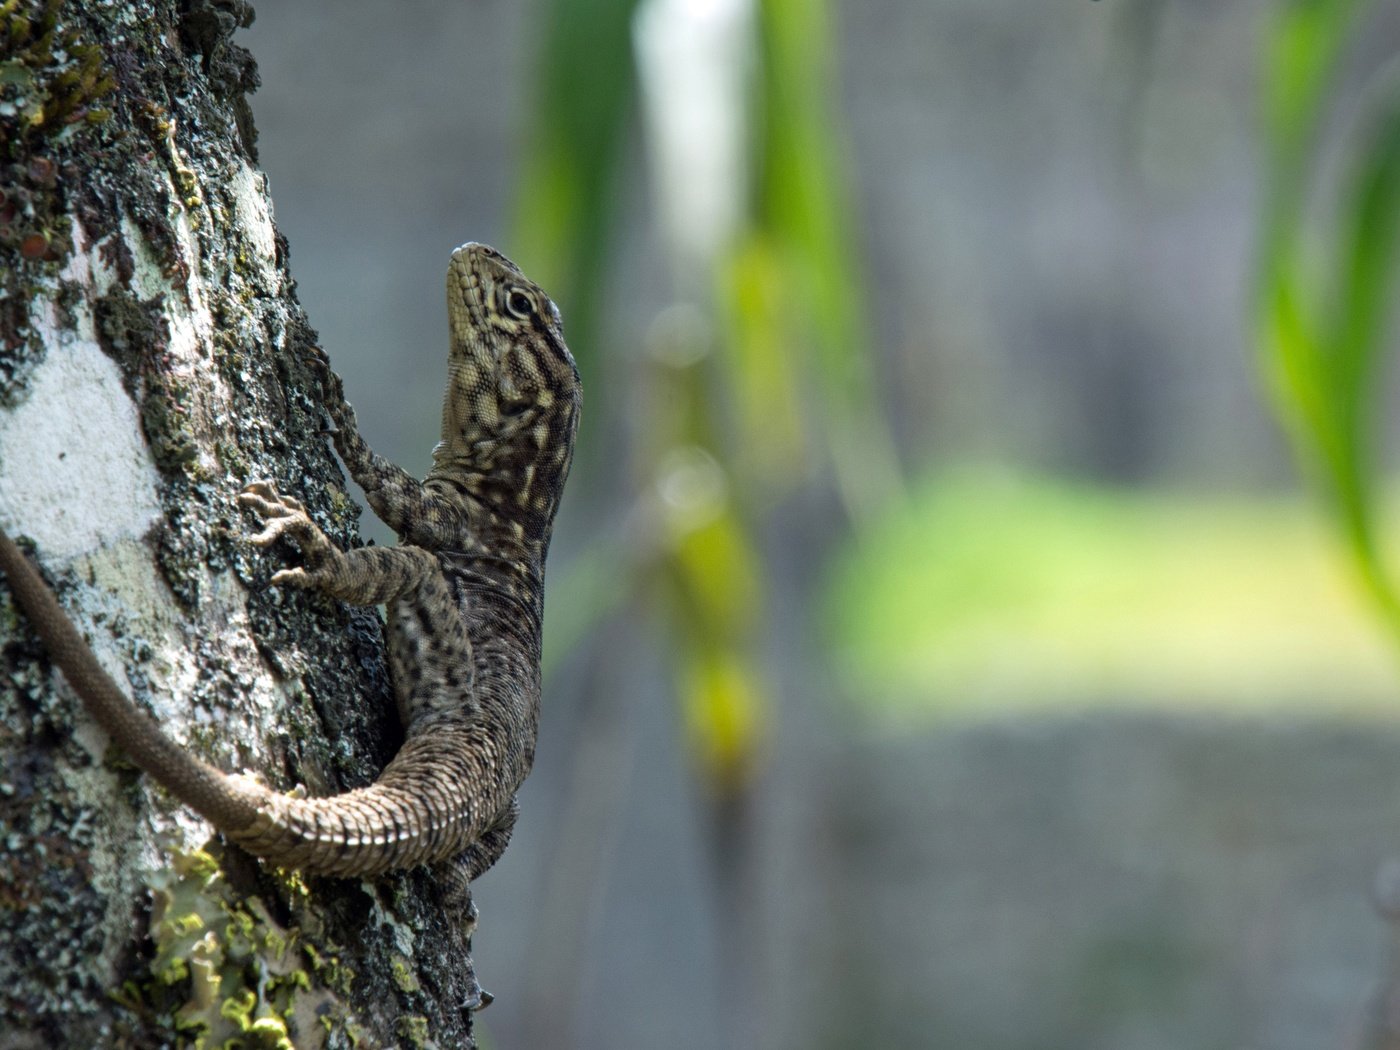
left=434, top=243, right=582, bottom=549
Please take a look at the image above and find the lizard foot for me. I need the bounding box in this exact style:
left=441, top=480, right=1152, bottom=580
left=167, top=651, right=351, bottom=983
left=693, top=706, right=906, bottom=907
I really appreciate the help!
left=239, top=482, right=338, bottom=588
left=463, top=984, right=494, bottom=1013
left=455, top=899, right=495, bottom=1013
left=302, top=343, right=350, bottom=416
left=228, top=769, right=270, bottom=789
left=239, top=482, right=330, bottom=549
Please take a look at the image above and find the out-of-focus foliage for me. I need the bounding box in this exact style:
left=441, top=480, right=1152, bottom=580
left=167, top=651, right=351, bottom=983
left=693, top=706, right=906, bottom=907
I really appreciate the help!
left=1257, top=0, right=1400, bottom=641
left=739, top=0, right=901, bottom=516
left=521, top=0, right=898, bottom=793
left=825, top=471, right=1400, bottom=724
left=513, top=0, right=643, bottom=375
left=654, top=443, right=767, bottom=787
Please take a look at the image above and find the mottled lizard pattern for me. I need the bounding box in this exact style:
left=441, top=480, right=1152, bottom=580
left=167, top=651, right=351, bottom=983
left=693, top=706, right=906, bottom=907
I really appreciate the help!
left=0, top=243, right=580, bottom=897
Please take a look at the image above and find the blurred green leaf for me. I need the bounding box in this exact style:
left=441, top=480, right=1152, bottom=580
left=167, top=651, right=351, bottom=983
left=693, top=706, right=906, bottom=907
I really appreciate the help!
left=521, top=0, right=903, bottom=795
left=680, top=644, right=766, bottom=792
left=1334, top=93, right=1400, bottom=391
left=668, top=505, right=760, bottom=633
left=1260, top=264, right=1324, bottom=441
left=747, top=0, right=902, bottom=517
left=659, top=481, right=768, bottom=790
left=513, top=0, right=644, bottom=377
left=1263, top=0, right=1367, bottom=160
left=1257, top=0, right=1400, bottom=642
left=716, top=235, right=806, bottom=481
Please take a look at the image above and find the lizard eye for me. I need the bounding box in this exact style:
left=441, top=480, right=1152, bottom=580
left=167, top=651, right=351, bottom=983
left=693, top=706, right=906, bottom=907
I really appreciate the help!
left=505, top=288, right=535, bottom=321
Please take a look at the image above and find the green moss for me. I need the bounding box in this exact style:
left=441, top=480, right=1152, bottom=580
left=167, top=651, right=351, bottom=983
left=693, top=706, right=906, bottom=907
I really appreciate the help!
left=133, top=847, right=343, bottom=1049
left=93, top=289, right=164, bottom=395
left=388, top=954, right=420, bottom=994
left=0, top=0, right=116, bottom=144
left=215, top=438, right=249, bottom=478
left=89, top=288, right=206, bottom=475
left=142, top=377, right=201, bottom=471
left=395, top=1014, right=431, bottom=1047
left=0, top=0, right=116, bottom=288
left=301, top=940, right=356, bottom=1001
left=172, top=158, right=203, bottom=213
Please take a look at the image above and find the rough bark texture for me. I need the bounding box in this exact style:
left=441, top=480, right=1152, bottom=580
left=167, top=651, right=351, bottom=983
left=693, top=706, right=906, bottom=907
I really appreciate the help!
left=0, top=2, right=479, bottom=1046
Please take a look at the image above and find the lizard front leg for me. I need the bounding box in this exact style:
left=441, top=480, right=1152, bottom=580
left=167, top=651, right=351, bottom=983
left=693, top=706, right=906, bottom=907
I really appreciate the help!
left=240, top=481, right=477, bottom=730
left=239, top=481, right=440, bottom=606
left=301, top=346, right=465, bottom=549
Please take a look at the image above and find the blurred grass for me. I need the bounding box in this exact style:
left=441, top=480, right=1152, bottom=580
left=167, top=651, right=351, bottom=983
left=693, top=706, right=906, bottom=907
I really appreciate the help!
left=824, top=470, right=1400, bottom=724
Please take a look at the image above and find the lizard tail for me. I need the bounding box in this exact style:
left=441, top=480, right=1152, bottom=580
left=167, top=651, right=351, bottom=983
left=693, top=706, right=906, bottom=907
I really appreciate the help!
left=0, top=527, right=264, bottom=833
left=0, top=528, right=500, bottom=877
left=226, top=730, right=497, bottom=877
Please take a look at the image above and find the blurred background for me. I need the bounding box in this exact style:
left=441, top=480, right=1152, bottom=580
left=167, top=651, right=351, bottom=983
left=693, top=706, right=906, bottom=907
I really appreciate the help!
left=244, top=1, right=1400, bottom=1047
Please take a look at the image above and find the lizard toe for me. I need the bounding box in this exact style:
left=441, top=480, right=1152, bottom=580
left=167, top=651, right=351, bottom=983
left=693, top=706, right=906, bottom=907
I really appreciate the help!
left=239, top=480, right=280, bottom=501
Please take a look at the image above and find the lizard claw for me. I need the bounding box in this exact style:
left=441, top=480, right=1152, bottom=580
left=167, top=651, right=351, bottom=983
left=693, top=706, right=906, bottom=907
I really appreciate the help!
left=239, top=484, right=308, bottom=526
left=240, top=483, right=311, bottom=537
left=463, top=985, right=494, bottom=1012
left=269, top=567, right=311, bottom=588
left=237, top=480, right=272, bottom=504
left=239, top=481, right=306, bottom=514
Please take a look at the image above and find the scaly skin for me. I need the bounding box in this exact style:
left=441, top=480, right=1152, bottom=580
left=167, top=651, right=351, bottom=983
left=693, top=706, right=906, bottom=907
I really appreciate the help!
left=0, top=243, right=580, bottom=891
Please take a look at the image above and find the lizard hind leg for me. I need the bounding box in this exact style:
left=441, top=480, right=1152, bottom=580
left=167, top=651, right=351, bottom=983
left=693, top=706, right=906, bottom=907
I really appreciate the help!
left=458, top=796, right=518, bottom=884
left=428, top=802, right=519, bottom=1015
left=431, top=798, right=519, bottom=927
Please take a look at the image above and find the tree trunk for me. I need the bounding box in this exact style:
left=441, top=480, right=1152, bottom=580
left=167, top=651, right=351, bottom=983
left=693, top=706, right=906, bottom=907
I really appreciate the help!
left=1, top=2, right=480, bottom=1045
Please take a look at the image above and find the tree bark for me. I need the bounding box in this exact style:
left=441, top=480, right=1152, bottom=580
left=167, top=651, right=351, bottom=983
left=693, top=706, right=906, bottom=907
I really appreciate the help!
left=0, top=2, right=479, bottom=1045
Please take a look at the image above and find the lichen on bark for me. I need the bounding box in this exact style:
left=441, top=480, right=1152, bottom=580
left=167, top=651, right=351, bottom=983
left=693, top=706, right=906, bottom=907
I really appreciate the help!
left=0, top=2, right=481, bottom=1046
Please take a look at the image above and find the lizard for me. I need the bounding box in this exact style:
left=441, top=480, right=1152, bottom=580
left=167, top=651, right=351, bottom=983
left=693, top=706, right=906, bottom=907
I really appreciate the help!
left=0, top=242, right=580, bottom=906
